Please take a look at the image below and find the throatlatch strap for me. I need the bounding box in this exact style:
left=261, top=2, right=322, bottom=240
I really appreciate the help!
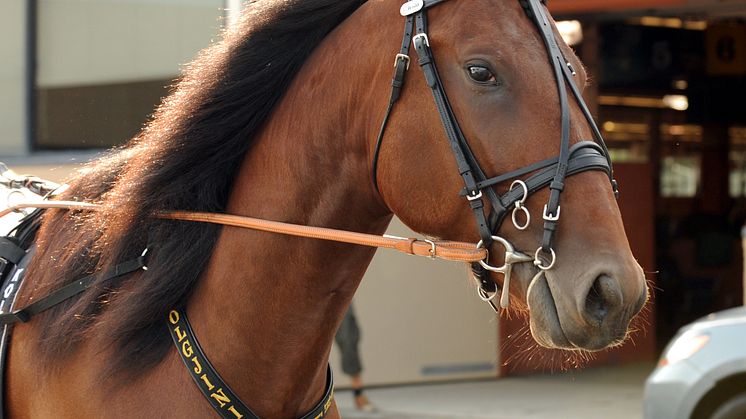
left=0, top=255, right=146, bottom=325
left=167, top=308, right=335, bottom=419
left=372, top=15, right=415, bottom=192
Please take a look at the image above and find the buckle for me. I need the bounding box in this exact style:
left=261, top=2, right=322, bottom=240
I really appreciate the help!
left=413, top=33, right=430, bottom=48
left=423, top=239, right=436, bottom=260
left=466, top=190, right=483, bottom=201
left=394, top=53, right=411, bottom=70
left=542, top=204, right=561, bottom=221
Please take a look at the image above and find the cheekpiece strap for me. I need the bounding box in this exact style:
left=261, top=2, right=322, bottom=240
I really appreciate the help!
left=167, top=308, right=335, bottom=419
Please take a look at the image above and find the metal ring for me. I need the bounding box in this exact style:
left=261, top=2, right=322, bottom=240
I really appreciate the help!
left=511, top=206, right=530, bottom=231
left=477, top=286, right=498, bottom=302
left=533, top=247, right=556, bottom=271
left=510, top=180, right=529, bottom=205
left=476, top=236, right=512, bottom=273
left=6, top=190, right=29, bottom=215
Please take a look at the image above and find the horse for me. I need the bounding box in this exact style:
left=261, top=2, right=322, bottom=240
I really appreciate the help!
left=2, top=0, right=648, bottom=417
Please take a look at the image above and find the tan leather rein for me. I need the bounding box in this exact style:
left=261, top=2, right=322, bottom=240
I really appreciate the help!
left=1, top=201, right=487, bottom=263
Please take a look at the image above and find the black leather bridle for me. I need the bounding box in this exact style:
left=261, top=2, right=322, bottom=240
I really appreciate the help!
left=373, top=0, right=618, bottom=310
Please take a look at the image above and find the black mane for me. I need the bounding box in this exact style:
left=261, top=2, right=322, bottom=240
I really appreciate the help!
left=28, top=0, right=366, bottom=378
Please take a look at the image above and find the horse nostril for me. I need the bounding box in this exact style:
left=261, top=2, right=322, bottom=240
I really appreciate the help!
left=583, top=274, right=623, bottom=326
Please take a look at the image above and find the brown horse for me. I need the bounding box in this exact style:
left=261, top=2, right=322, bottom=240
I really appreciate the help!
left=5, top=0, right=646, bottom=417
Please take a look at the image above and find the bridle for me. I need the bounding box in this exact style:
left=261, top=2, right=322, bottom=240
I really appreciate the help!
left=0, top=1, right=620, bottom=417
left=372, top=0, right=618, bottom=311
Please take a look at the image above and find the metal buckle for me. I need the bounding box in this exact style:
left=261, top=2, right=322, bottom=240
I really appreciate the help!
left=542, top=204, right=561, bottom=222
left=394, top=53, right=411, bottom=70
left=413, top=33, right=430, bottom=48
left=567, top=62, right=577, bottom=76
left=423, top=239, right=436, bottom=260
left=466, top=190, right=483, bottom=201
left=141, top=248, right=149, bottom=271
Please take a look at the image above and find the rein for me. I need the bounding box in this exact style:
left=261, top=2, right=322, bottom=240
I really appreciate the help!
left=1, top=202, right=487, bottom=263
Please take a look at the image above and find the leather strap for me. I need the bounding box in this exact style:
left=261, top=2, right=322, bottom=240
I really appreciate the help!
left=158, top=211, right=485, bottom=263
left=371, top=15, right=415, bottom=191
left=1, top=202, right=488, bottom=263
left=168, top=308, right=334, bottom=419
left=0, top=255, right=146, bottom=325
left=0, top=239, right=25, bottom=265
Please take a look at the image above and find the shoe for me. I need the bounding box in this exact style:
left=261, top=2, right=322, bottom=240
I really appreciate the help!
left=355, top=394, right=377, bottom=413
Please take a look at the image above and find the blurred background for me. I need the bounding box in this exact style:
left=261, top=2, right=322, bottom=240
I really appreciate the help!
left=1, top=0, right=745, bottom=397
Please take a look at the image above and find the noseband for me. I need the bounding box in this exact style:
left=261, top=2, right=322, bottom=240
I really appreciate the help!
left=372, top=0, right=617, bottom=311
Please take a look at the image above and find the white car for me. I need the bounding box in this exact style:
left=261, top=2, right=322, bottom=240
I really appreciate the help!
left=644, top=307, right=746, bottom=419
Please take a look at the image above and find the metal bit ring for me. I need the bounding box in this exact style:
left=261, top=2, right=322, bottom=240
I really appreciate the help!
left=510, top=180, right=530, bottom=230
left=533, top=247, right=556, bottom=271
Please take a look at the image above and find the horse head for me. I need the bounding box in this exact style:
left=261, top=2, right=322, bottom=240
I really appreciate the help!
left=373, top=0, right=648, bottom=351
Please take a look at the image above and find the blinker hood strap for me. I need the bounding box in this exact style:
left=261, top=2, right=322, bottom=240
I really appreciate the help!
left=167, top=309, right=335, bottom=419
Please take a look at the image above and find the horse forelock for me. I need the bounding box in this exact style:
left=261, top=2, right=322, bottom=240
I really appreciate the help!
left=25, top=0, right=367, bottom=382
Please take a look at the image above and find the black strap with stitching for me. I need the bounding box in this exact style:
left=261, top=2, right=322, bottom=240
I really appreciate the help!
left=167, top=308, right=335, bottom=419
left=0, top=255, right=147, bottom=325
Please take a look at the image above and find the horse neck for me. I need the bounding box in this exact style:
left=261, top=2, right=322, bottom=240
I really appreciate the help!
left=187, top=4, right=396, bottom=416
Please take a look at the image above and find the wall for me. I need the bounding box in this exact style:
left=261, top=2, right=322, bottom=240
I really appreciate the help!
left=0, top=0, right=28, bottom=156
left=35, top=0, right=225, bottom=148
left=330, top=218, right=500, bottom=387
left=37, top=0, right=224, bottom=87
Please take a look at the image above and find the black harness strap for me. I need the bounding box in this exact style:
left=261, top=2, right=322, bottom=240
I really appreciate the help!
left=167, top=308, right=335, bottom=419
left=411, top=10, right=494, bottom=246
left=0, top=255, right=147, bottom=325
left=371, top=15, right=415, bottom=191
left=0, top=239, right=25, bottom=266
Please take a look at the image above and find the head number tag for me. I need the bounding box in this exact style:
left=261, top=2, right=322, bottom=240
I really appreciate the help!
left=400, top=0, right=424, bottom=16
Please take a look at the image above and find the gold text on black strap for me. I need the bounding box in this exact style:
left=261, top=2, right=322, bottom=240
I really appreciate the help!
left=168, top=309, right=246, bottom=419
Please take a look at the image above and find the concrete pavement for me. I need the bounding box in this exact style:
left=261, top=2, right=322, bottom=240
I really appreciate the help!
left=336, top=363, right=654, bottom=419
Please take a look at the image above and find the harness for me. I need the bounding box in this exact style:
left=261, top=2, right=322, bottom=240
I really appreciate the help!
left=0, top=0, right=617, bottom=417
left=373, top=0, right=616, bottom=311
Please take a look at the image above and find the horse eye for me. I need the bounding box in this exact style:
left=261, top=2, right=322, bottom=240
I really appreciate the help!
left=467, top=65, right=497, bottom=84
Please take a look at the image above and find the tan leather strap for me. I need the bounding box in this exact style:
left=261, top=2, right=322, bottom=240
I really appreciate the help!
left=1, top=202, right=487, bottom=263
left=0, top=201, right=98, bottom=218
